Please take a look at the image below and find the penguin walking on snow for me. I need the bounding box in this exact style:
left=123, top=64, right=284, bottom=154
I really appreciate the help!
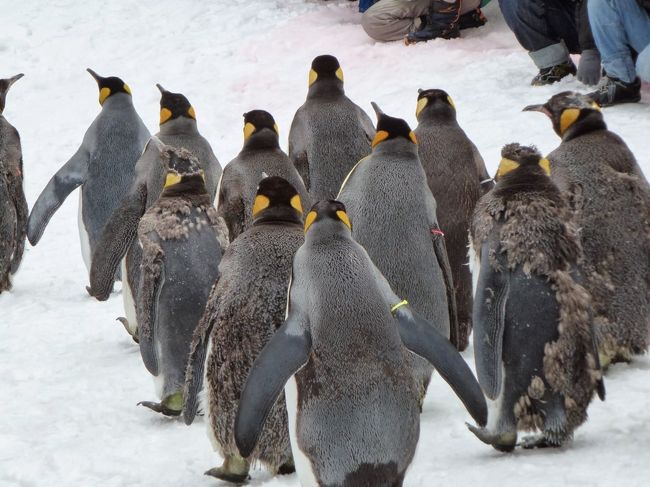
left=87, top=84, right=221, bottom=341
left=337, top=104, right=458, bottom=405
left=183, top=177, right=304, bottom=483
left=524, top=92, right=650, bottom=366
left=0, top=74, right=28, bottom=292
left=468, top=144, right=605, bottom=451
left=27, top=69, right=150, bottom=275
left=136, top=147, right=227, bottom=416
left=217, top=110, right=309, bottom=242
left=289, top=54, right=375, bottom=201
left=414, top=88, right=493, bottom=351
left=234, top=200, right=487, bottom=487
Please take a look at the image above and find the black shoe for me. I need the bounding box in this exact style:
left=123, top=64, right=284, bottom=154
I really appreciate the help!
left=531, top=60, right=577, bottom=86
left=587, top=75, right=641, bottom=106
left=406, top=0, right=461, bottom=44
left=459, top=8, right=486, bottom=30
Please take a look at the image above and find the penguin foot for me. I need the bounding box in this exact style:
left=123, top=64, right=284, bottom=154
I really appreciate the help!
left=277, top=460, right=295, bottom=475
left=519, top=434, right=561, bottom=449
left=137, top=401, right=181, bottom=417
left=116, top=317, right=139, bottom=343
left=466, top=423, right=516, bottom=452
left=205, top=455, right=250, bottom=483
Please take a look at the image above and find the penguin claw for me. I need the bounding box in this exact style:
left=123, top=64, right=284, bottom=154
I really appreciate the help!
left=137, top=401, right=181, bottom=417
left=466, top=423, right=516, bottom=452
left=116, top=317, right=139, bottom=343
left=204, top=467, right=250, bottom=484
left=519, top=435, right=557, bottom=449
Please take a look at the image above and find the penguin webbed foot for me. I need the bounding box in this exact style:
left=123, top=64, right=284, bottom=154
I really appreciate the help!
left=519, top=434, right=562, bottom=449
left=116, top=317, right=139, bottom=343
left=466, top=423, right=516, bottom=452
left=205, top=455, right=250, bottom=484
left=137, top=401, right=181, bottom=417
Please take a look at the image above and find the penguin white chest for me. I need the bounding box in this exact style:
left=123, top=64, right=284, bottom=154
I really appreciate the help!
left=284, top=375, right=319, bottom=487
left=78, top=191, right=92, bottom=273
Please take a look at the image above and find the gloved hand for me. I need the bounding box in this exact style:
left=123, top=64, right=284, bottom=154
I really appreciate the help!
left=577, top=49, right=602, bottom=86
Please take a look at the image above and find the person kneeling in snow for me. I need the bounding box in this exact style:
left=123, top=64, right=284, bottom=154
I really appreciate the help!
left=361, top=0, right=490, bottom=43
left=586, top=0, right=650, bottom=106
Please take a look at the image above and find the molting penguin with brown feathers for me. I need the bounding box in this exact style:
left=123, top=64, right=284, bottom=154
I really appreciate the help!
left=27, top=69, right=150, bottom=275
left=0, top=73, right=28, bottom=292
left=183, top=177, right=304, bottom=483
left=337, top=103, right=458, bottom=406
left=217, top=110, right=309, bottom=242
left=468, top=143, right=605, bottom=452
left=87, top=84, right=221, bottom=341
left=524, top=91, right=650, bottom=366
left=136, top=147, right=227, bottom=416
left=289, top=54, right=375, bottom=201
left=414, top=88, right=493, bottom=351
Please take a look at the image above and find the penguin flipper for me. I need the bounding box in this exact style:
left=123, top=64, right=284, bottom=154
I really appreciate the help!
left=88, top=186, right=147, bottom=300
left=9, top=169, right=28, bottom=274
left=357, top=105, right=376, bottom=144
left=472, top=244, right=508, bottom=401
left=431, top=222, right=460, bottom=347
left=27, top=146, right=89, bottom=245
left=235, top=315, right=312, bottom=458
left=288, top=113, right=310, bottom=191
left=136, top=237, right=164, bottom=376
left=393, top=305, right=487, bottom=427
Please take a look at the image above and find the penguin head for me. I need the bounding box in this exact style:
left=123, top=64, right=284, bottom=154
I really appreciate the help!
left=87, top=68, right=132, bottom=106
left=160, top=147, right=206, bottom=196
left=371, top=102, right=418, bottom=148
left=495, top=143, right=550, bottom=182
left=252, top=176, right=303, bottom=225
left=307, top=55, right=344, bottom=96
left=0, top=73, right=24, bottom=114
left=415, top=88, right=457, bottom=122
left=523, top=91, right=605, bottom=139
left=157, top=84, right=196, bottom=125
left=303, top=200, right=352, bottom=237
left=242, top=110, right=280, bottom=149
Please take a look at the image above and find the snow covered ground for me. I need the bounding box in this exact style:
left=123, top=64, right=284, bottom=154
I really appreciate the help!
left=1, top=1, right=649, bottom=486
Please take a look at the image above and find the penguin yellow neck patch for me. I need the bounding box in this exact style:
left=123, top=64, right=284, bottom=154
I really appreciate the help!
left=164, top=172, right=182, bottom=188
left=409, top=131, right=417, bottom=144
left=416, top=98, right=428, bottom=118
left=160, top=108, right=173, bottom=125
left=244, top=122, right=256, bottom=140
left=304, top=211, right=317, bottom=233
left=559, top=108, right=580, bottom=135
left=252, top=195, right=270, bottom=216
left=188, top=106, right=196, bottom=120
left=391, top=300, right=408, bottom=313
left=539, top=158, right=551, bottom=176
left=336, top=210, right=351, bottom=230
left=372, top=130, right=389, bottom=148
left=99, top=87, right=111, bottom=105
left=290, top=195, right=302, bottom=214
left=496, top=158, right=520, bottom=179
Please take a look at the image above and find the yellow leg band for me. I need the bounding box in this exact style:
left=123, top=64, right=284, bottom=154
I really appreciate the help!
left=391, top=300, right=408, bottom=313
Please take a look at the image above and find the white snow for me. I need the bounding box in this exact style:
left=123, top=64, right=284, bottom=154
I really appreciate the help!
left=2, top=1, right=649, bottom=486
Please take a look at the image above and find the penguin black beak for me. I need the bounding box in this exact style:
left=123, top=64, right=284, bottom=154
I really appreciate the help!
left=8, top=73, right=24, bottom=87
left=156, top=83, right=167, bottom=94
left=86, top=68, right=103, bottom=83
left=370, top=101, right=384, bottom=120
left=523, top=104, right=551, bottom=117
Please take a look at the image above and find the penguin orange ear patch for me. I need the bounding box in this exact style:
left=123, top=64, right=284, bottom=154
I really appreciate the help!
left=335, top=67, right=344, bottom=82
left=495, top=158, right=520, bottom=180
left=273, top=123, right=280, bottom=134
left=336, top=210, right=352, bottom=230
left=372, top=130, right=389, bottom=148
left=244, top=122, right=256, bottom=140
left=304, top=211, right=317, bottom=233
left=559, top=108, right=581, bottom=135
left=252, top=195, right=270, bottom=216
left=416, top=98, right=428, bottom=118
left=99, top=87, right=111, bottom=105
left=160, top=108, right=173, bottom=125
left=447, top=95, right=456, bottom=109
left=164, top=172, right=182, bottom=188
left=123, top=83, right=132, bottom=95
left=308, top=69, right=318, bottom=86
left=539, top=158, right=551, bottom=176
left=290, top=195, right=303, bottom=214
left=188, top=106, right=196, bottom=120
left=409, top=131, right=418, bottom=144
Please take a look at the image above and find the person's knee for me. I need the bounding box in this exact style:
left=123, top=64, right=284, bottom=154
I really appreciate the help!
left=636, top=45, right=650, bottom=82
left=587, top=0, right=611, bottom=25
left=500, top=0, right=537, bottom=24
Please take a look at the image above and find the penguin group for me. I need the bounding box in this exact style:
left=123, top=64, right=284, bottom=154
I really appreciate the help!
left=4, top=53, right=649, bottom=486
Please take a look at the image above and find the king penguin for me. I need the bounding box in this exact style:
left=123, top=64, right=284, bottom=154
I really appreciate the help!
left=217, top=110, right=309, bottom=242
left=136, top=147, right=227, bottom=416
left=0, top=73, right=28, bottom=292
left=288, top=54, right=375, bottom=201
left=337, top=103, right=458, bottom=406
left=183, top=176, right=304, bottom=483
left=524, top=92, right=650, bottom=366
left=86, top=84, right=221, bottom=341
left=233, top=200, right=487, bottom=487
left=414, top=88, right=493, bottom=351
left=27, top=69, right=150, bottom=275
left=468, top=143, right=605, bottom=451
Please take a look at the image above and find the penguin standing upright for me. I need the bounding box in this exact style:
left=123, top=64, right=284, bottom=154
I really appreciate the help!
left=337, top=104, right=458, bottom=404
left=27, top=69, right=150, bottom=274
left=414, top=88, right=493, bottom=351
left=0, top=74, right=28, bottom=292
left=524, top=92, right=650, bottom=365
left=289, top=54, right=375, bottom=201
left=468, top=144, right=605, bottom=451
left=234, top=200, right=487, bottom=487
left=87, top=85, right=221, bottom=341
left=136, top=147, right=227, bottom=416
left=183, top=177, right=304, bottom=483
left=217, top=110, right=309, bottom=242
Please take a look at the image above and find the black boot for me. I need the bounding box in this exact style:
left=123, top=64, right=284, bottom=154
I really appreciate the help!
left=531, top=60, right=577, bottom=86
left=587, top=75, right=641, bottom=106
left=458, top=8, right=486, bottom=30
left=406, top=0, right=462, bottom=44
